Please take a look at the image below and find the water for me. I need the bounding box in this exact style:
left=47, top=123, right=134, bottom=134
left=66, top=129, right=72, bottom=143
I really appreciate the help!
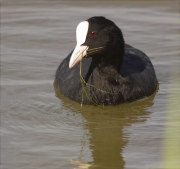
left=1, top=1, right=180, bottom=169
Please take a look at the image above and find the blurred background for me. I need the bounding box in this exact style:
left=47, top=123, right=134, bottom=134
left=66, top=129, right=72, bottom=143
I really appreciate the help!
left=1, top=1, right=179, bottom=169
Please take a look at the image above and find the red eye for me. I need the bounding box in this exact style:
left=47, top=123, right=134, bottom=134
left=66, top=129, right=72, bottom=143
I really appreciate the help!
left=91, top=31, right=97, bottom=36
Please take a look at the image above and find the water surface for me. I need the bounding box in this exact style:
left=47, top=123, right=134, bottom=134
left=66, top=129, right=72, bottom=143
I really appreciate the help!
left=1, top=1, right=179, bottom=169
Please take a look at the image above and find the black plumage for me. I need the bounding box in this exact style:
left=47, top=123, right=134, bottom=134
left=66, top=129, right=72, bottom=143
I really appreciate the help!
left=55, top=17, right=157, bottom=105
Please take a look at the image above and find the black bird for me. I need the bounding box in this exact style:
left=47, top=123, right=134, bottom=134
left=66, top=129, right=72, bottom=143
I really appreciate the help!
left=55, top=16, right=158, bottom=105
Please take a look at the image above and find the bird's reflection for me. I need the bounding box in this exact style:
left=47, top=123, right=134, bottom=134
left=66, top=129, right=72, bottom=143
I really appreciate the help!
left=53, top=82, right=157, bottom=169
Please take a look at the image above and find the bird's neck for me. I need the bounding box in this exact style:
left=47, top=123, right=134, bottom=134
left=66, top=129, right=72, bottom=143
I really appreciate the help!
left=91, top=48, right=124, bottom=75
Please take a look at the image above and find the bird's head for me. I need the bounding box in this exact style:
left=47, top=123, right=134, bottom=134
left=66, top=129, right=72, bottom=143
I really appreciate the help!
left=69, top=16, right=124, bottom=69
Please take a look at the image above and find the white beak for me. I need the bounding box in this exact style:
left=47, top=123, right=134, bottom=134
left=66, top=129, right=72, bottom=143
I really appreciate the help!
left=69, top=21, right=89, bottom=68
left=69, top=45, right=89, bottom=68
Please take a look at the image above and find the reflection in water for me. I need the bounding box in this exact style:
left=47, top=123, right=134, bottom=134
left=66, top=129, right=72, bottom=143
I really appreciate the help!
left=54, top=82, right=157, bottom=168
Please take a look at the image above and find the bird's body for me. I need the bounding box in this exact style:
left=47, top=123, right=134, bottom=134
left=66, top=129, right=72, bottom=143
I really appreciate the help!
left=55, top=17, right=157, bottom=105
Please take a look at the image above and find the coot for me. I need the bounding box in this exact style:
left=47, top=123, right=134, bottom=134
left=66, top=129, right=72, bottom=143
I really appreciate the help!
left=55, top=16, right=157, bottom=105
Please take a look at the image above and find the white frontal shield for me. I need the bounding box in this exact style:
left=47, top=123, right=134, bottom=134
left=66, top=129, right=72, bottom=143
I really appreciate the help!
left=69, top=21, right=89, bottom=68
